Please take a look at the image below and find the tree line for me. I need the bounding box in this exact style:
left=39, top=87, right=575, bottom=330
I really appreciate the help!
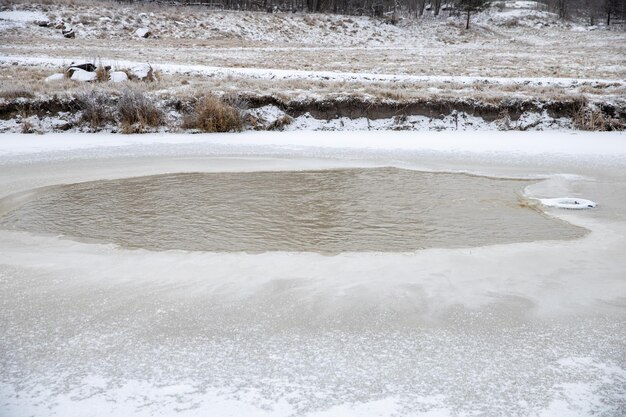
left=122, top=0, right=626, bottom=26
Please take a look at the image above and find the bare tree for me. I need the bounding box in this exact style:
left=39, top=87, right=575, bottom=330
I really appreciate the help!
left=417, top=0, right=426, bottom=16
left=556, top=0, right=568, bottom=19
left=604, top=0, right=619, bottom=25
left=432, top=0, right=443, bottom=16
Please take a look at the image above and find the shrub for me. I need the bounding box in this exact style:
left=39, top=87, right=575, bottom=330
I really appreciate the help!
left=77, top=90, right=114, bottom=130
left=95, top=63, right=109, bottom=83
left=117, top=88, right=164, bottom=133
left=182, top=94, right=243, bottom=132
left=571, top=97, right=625, bottom=131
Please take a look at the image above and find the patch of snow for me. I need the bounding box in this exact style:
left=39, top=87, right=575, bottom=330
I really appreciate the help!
left=477, top=4, right=562, bottom=29
left=131, top=63, right=152, bottom=80
left=503, top=1, right=546, bottom=10
left=278, top=111, right=572, bottom=132
left=109, top=71, right=128, bottom=83
left=247, top=105, right=286, bottom=122
left=0, top=10, right=49, bottom=31
left=44, top=73, right=65, bottom=82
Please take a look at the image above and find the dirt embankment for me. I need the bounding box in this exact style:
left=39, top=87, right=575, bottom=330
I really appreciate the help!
left=1, top=94, right=624, bottom=132
left=245, top=95, right=625, bottom=123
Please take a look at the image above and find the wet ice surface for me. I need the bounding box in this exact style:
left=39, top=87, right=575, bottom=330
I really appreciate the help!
left=1, top=258, right=625, bottom=417
left=0, top=169, right=584, bottom=253
left=1, top=133, right=625, bottom=417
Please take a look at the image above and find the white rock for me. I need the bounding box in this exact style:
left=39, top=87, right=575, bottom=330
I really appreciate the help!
left=45, top=73, right=65, bottom=82
left=109, top=71, right=128, bottom=83
left=131, top=63, right=153, bottom=81
left=70, top=68, right=97, bottom=82
left=135, top=27, right=151, bottom=38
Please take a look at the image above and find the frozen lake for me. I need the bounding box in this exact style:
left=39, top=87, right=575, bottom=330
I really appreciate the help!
left=0, top=132, right=625, bottom=417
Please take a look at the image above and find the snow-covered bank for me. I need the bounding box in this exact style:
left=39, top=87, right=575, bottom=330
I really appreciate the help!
left=1, top=131, right=625, bottom=417
left=1, top=130, right=625, bottom=159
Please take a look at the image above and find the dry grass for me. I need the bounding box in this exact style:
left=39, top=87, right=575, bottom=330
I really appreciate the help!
left=182, top=94, right=243, bottom=132
left=267, top=114, right=293, bottom=130
left=572, top=98, right=625, bottom=131
left=117, top=88, right=164, bottom=133
left=95, top=63, right=108, bottom=82
left=77, top=89, right=114, bottom=130
left=0, top=89, right=35, bottom=100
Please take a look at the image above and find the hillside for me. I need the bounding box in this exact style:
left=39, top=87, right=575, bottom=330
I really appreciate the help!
left=0, top=0, right=624, bottom=133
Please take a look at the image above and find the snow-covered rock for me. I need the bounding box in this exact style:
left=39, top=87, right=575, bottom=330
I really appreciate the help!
left=34, top=19, right=51, bottom=27
left=109, top=71, right=129, bottom=83
left=70, top=68, right=96, bottom=82
left=62, top=25, right=75, bottom=38
left=246, top=105, right=293, bottom=130
left=69, top=63, right=96, bottom=72
left=45, top=73, right=65, bottom=82
left=135, top=27, right=152, bottom=38
left=131, top=63, right=154, bottom=81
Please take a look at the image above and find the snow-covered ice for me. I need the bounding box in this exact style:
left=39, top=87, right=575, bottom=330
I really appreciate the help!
left=0, top=131, right=625, bottom=416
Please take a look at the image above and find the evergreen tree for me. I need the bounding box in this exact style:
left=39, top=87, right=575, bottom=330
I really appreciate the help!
left=457, top=0, right=491, bottom=29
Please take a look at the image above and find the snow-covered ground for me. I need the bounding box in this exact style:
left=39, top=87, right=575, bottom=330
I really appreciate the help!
left=1, top=1, right=624, bottom=91
left=0, top=1, right=624, bottom=134
left=1, top=131, right=625, bottom=416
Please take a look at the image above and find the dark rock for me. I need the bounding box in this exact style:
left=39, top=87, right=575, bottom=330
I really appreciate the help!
left=68, top=63, right=97, bottom=72
left=62, top=26, right=75, bottom=38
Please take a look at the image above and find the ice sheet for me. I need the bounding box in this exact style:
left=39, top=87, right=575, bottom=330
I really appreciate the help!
left=0, top=131, right=625, bottom=416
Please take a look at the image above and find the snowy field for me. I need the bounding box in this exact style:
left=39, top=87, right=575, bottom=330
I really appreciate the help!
left=1, top=131, right=626, bottom=416
left=1, top=1, right=625, bottom=106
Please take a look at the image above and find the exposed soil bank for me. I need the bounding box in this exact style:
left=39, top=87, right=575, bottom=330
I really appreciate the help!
left=1, top=93, right=624, bottom=133
left=245, top=94, right=626, bottom=123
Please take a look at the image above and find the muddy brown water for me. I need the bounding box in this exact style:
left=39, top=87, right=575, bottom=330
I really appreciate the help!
left=0, top=168, right=584, bottom=253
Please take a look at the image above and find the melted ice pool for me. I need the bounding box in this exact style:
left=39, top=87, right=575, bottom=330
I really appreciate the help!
left=0, top=168, right=584, bottom=252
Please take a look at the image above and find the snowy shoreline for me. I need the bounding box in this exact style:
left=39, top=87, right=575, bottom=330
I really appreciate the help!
left=2, top=130, right=625, bottom=157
